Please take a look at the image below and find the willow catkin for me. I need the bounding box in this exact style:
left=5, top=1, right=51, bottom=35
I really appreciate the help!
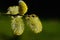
left=11, top=16, right=24, bottom=35
left=19, top=0, right=28, bottom=15
left=25, top=14, right=42, bottom=33
left=6, top=6, right=19, bottom=15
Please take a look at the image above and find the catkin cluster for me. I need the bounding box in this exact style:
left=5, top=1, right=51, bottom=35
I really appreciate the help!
left=6, top=0, right=42, bottom=35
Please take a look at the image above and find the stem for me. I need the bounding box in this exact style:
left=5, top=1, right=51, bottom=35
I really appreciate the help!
left=12, top=35, right=21, bottom=40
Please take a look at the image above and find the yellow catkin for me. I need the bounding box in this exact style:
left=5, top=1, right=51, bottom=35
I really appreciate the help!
left=11, top=16, right=24, bottom=35
left=19, top=0, right=28, bottom=15
left=25, top=14, right=42, bottom=33
left=6, top=6, right=19, bottom=15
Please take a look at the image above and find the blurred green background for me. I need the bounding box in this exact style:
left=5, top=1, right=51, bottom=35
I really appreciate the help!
left=0, top=13, right=60, bottom=40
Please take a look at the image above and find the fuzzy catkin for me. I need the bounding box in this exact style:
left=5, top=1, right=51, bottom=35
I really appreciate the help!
left=25, top=14, right=42, bottom=33
left=11, top=16, right=24, bottom=35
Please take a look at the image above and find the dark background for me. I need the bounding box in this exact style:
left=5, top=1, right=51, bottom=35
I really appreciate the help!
left=0, top=0, right=60, bottom=18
